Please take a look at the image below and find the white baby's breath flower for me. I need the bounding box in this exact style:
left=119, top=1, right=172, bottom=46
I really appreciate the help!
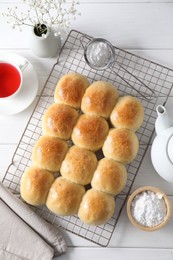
left=2, top=0, right=80, bottom=37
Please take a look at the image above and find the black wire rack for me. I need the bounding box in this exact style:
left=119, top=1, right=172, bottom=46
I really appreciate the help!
left=2, top=30, right=173, bottom=247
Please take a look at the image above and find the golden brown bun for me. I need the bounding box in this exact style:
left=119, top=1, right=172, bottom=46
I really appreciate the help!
left=60, top=145, right=98, bottom=185
left=42, top=103, right=79, bottom=140
left=20, top=166, right=54, bottom=206
left=110, top=96, right=144, bottom=131
left=81, top=81, right=119, bottom=119
left=71, top=114, right=109, bottom=152
left=32, top=135, right=68, bottom=172
left=102, top=128, right=139, bottom=164
left=78, top=189, right=115, bottom=226
left=46, top=177, right=85, bottom=216
left=91, top=158, right=127, bottom=195
left=54, top=73, right=90, bottom=109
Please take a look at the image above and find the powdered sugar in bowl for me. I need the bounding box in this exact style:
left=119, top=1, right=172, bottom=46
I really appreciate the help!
left=127, top=186, right=171, bottom=231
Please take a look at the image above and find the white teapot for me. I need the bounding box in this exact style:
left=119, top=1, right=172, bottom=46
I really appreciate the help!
left=151, top=105, right=173, bottom=183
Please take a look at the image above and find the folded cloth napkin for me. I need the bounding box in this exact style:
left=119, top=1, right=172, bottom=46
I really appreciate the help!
left=0, top=199, right=54, bottom=260
left=0, top=182, right=67, bottom=260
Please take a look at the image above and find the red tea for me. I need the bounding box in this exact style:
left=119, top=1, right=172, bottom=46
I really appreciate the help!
left=0, top=62, right=21, bottom=98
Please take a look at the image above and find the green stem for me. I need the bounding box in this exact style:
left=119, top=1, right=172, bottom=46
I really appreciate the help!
left=8, top=13, right=33, bottom=27
left=34, top=4, right=40, bottom=24
left=34, top=23, right=47, bottom=36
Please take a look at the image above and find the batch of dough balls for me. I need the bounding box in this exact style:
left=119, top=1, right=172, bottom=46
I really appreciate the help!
left=20, top=73, right=144, bottom=226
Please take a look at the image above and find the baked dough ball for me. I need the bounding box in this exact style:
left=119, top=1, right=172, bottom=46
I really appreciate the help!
left=20, top=166, right=54, bottom=206
left=54, top=73, right=90, bottom=109
left=78, top=189, right=115, bottom=226
left=46, top=177, right=85, bottom=216
left=71, top=114, right=109, bottom=152
left=32, top=136, right=68, bottom=172
left=60, top=145, right=98, bottom=185
left=42, top=103, right=79, bottom=140
left=81, top=81, right=119, bottom=119
left=91, top=158, right=127, bottom=196
left=110, top=96, right=144, bottom=131
left=102, top=128, right=139, bottom=164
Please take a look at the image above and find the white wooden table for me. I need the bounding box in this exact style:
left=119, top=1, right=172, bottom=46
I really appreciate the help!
left=1, top=1, right=173, bottom=259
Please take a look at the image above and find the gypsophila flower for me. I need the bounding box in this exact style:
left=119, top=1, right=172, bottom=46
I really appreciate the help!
left=2, top=0, right=80, bottom=37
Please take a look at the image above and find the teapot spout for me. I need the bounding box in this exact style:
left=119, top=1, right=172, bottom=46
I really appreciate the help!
left=155, top=105, right=173, bottom=135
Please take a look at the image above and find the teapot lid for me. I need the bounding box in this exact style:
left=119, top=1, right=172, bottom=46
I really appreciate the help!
left=167, top=134, right=173, bottom=163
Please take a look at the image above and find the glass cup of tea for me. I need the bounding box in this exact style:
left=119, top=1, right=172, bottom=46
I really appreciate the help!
left=0, top=60, right=26, bottom=100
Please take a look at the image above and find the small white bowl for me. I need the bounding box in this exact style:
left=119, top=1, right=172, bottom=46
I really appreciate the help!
left=127, top=186, right=171, bottom=231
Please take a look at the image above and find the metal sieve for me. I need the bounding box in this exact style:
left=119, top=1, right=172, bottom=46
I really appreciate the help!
left=82, top=37, right=156, bottom=100
left=84, top=38, right=115, bottom=70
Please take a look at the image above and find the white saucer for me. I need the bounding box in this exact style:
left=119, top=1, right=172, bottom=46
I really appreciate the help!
left=0, top=54, right=39, bottom=116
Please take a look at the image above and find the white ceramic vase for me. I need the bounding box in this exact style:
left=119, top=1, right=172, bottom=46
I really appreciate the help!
left=29, top=26, right=61, bottom=58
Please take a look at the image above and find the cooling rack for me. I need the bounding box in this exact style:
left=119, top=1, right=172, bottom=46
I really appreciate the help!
left=2, top=29, right=173, bottom=247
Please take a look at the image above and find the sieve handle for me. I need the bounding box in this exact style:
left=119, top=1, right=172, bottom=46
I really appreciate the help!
left=112, top=62, right=156, bottom=100
left=79, top=35, right=93, bottom=49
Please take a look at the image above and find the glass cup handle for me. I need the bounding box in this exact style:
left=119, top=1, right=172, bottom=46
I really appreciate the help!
left=18, top=60, right=29, bottom=72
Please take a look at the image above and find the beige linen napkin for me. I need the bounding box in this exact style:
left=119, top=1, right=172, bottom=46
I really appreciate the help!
left=0, top=182, right=67, bottom=259
left=0, top=199, right=54, bottom=260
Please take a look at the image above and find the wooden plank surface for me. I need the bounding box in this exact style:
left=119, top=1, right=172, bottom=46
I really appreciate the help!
left=0, top=2, right=173, bottom=49
left=56, top=248, right=173, bottom=260
left=1, top=1, right=173, bottom=259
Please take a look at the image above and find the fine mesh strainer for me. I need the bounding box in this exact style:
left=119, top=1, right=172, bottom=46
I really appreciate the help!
left=81, top=37, right=156, bottom=100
